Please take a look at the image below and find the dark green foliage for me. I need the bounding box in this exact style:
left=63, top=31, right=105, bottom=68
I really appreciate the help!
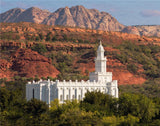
left=118, top=93, right=158, bottom=123
left=81, top=91, right=118, bottom=116
left=35, top=36, right=40, bottom=41
left=0, top=88, right=10, bottom=111
left=76, top=59, right=89, bottom=63
left=78, top=39, right=84, bottom=43
left=24, top=99, right=48, bottom=117
left=39, top=33, right=44, bottom=40
left=81, top=51, right=96, bottom=59
left=115, top=53, right=129, bottom=64
left=115, top=41, right=160, bottom=78
left=55, top=53, right=73, bottom=73
left=31, top=43, right=47, bottom=54
left=51, top=36, right=57, bottom=42
left=34, top=75, right=40, bottom=82
left=45, top=32, right=52, bottom=41
left=127, top=63, right=137, bottom=74
left=119, top=78, right=160, bottom=98
left=63, top=34, right=68, bottom=41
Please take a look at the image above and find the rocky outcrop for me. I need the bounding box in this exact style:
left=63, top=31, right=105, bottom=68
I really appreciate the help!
left=15, top=7, right=51, bottom=24
left=0, top=7, right=51, bottom=24
left=122, top=25, right=160, bottom=37
left=43, top=5, right=124, bottom=31
left=122, top=26, right=140, bottom=36
left=0, top=6, right=124, bottom=32
left=0, top=8, right=24, bottom=22
left=0, top=49, right=59, bottom=79
left=11, top=48, right=59, bottom=78
left=0, top=59, right=14, bottom=79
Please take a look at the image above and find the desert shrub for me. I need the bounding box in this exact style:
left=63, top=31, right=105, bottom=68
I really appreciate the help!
left=51, top=36, right=57, bottom=42
left=78, top=39, right=84, bottom=43
left=115, top=53, right=129, bottom=64
left=76, top=59, right=89, bottom=63
left=31, top=43, right=47, bottom=54
left=45, top=32, right=52, bottom=41
left=35, top=36, right=40, bottom=41
left=127, top=64, right=137, bottom=74
left=62, top=34, right=68, bottom=41
left=39, top=33, right=44, bottom=40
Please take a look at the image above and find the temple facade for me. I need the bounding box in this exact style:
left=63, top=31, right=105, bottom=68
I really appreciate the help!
left=26, top=42, right=118, bottom=104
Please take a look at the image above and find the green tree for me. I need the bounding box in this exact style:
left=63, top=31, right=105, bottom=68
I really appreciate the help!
left=0, top=88, right=10, bottom=111
left=45, top=32, right=52, bottom=41
left=118, top=93, right=158, bottom=123
left=31, top=43, right=47, bottom=54
left=52, top=36, right=57, bottom=42
left=24, top=99, right=48, bottom=117
left=39, top=33, right=44, bottom=40
left=81, top=91, right=118, bottom=116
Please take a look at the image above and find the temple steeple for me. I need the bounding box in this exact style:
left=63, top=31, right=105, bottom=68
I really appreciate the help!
left=95, top=41, right=107, bottom=73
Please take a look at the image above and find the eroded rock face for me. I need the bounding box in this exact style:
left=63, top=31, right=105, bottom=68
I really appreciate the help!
left=0, top=8, right=24, bottom=22
left=0, top=59, right=14, bottom=79
left=11, top=48, right=59, bottom=78
left=43, top=5, right=125, bottom=31
left=122, top=26, right=140, bottom=36
left=15, top=7, right=51, bottom=24
left=0, top=7, right=51, bottom=24
left=0, top=5, right=124, bottom=32
left=0, top=49, right=59, bottom=79
left=122, top=25, right=160, bottom=37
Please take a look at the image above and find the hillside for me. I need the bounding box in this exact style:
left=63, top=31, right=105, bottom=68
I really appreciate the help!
left=1, top=6, right=160, bottom=37
left=0, top=22, right=160, bottom=85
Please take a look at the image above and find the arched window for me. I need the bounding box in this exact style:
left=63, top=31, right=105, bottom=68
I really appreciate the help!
left=33, top=89, right=35, bottom=99
left=66, top=95, right=69, bottom=100
left=60, top=95, right=63, bottom=101
left=72, top=95, right=75, bottom=100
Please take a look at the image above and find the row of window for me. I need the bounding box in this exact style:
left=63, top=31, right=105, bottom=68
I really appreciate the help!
left=59, top=87, right=106, bottom=90
left=60, top=94, right=82, bottom=101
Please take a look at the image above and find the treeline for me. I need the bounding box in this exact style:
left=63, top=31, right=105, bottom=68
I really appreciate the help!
left=0, top=79, right=160, bottom=126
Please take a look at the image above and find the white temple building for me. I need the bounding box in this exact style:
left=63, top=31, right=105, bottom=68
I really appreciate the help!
left=26, top=42, right=118, bottom=104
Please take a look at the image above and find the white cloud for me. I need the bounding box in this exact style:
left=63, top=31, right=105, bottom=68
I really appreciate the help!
left=140, top=10, right=160, bottom=17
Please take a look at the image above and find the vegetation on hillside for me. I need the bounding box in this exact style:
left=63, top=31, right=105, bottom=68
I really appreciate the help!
left=1, top=23, right=160, bottom=125
left=114, top=41, right=160, bottom=78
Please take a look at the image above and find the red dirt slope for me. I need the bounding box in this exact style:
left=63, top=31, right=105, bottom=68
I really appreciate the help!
left=0, top=49, right=59, bottom=79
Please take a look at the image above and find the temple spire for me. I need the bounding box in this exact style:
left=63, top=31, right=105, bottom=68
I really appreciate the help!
left=95, top=41, right=107, bottom=73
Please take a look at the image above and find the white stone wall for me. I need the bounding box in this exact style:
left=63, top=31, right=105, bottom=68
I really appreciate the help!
left=55, top=80, right=109, bottom=103
left=26, top=79, right=118, bottom=104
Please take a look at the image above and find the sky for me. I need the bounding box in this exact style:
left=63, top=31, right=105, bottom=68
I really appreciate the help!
left=0, top=0, right=160, bottom=26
